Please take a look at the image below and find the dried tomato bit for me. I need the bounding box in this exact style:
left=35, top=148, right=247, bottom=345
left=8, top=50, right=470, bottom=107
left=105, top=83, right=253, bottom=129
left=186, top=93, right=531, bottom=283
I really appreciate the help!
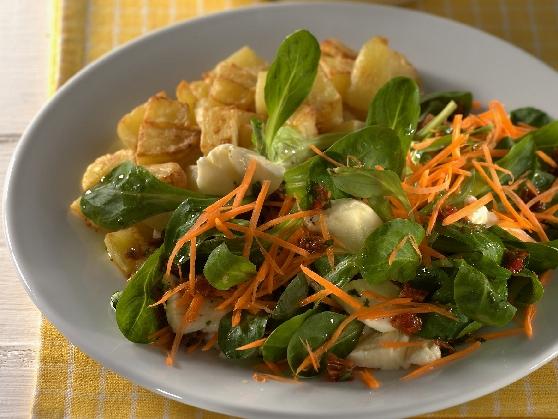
left=399, top=283, right=428, bottom=302
left=311, top=184, right=331, bottom=210
left=439, top=205, right=458, bottom=219
left=325, top=353, right=355, bottom=382
left=391, top=313, right=423, bottom=335
left=297, top=232, right=330, bottom=254
left=502, top=249, right=529, bottom=274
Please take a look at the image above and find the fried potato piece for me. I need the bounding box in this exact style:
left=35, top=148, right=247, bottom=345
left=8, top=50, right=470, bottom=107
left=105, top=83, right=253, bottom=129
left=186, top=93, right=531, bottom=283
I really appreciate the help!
left=143, top=162, right=188, bottom=188
left=136, top=94, right=201, bottom=168
left=104, top=226, right=153, bottom=277
left=199, top=106, right=255, bottom=155
left=81, top=149, right=134, bottom=191
left=320, top=39, right=356, bottom=100
left=117, top=103, right=146, bottom=151
left=345, top=37, right=418, bottom=118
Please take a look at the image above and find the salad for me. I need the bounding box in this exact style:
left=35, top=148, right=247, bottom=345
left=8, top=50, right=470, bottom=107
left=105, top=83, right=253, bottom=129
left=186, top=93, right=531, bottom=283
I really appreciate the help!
left=72, top=30, right=558, bottom=387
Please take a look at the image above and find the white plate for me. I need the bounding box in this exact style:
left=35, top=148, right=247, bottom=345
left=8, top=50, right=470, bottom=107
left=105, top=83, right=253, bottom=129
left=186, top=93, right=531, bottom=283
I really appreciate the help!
left=4, top=3, right=558, bottom=418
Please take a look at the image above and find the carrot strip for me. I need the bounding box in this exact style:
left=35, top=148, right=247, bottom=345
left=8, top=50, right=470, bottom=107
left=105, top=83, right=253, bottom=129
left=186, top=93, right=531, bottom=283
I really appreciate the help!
left=236, top=338, right=267, bottom=351
left=214, top=218, right=234, bottom=239
left=244, top=180, right=272, bottom=257
left=540, top=270, right=553, bottom=287
left=388, top=236, right=410, bottom=265
left=355, top=369, right=381, bottom=389
left=402, top=181, right=450, bottom=195
left=504, top=187, right=549, bottom=242
left=231, top=309, right=242, bottom=327
left=411, top=136, right=441, bottom=151
left=201, top=333, right=218, bottom=351
left=526, top=185, right=558, bottom=209
left=149, top=282, right=189, bottom=307
left=166, top=293, right=205, bottom=366
left=426, top=174, right=465, bottom=235
left=471, top=327, right=524, bottom=342
left=232, top=159, right=258, bottom=208
left=400, top=341, right=481, bottom=381
left=256, top=240, right=284, bottom=275
left=300, top=266, right=362, bottom=310
left=258, top=210, right=320, bottom=231
left=442, top=193, right=493, bottom=225
left=302, top=339, right=320, bottom=372
left=252, top=372, right=300, bottom=384
left=318, top=214, right=335, bottom=268
left=309, top=144, right=343, bottom=167
left=300, top=290, right=331, bottom=307
left=379, top=341, right=427, bottom=349
left=524, top=304, right=536, bottom=339
left=361, top=290, right=389, bottom=302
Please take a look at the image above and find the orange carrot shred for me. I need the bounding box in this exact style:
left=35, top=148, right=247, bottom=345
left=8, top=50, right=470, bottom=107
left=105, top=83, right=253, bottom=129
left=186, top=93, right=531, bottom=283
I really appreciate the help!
left=215, top=218, right=234, bottom=239
left=300, top=290, right=331, bottom=307
left=232, top=159, right=258, bottom=208
left=309, top=144, right=343, bottom=167
left=401, top=341, right=481, bottom=381
left=355, top=369, right=381, bottom=389
left=469, top=327, right=524, bottom=342
left=258, top=210, right=320, bottom=231
left=201, top=333, right=218, bottom=351
left=244, top=180, right=271, bottom=257
left=379, top=340, right=427, bottom=349
left=166, top=293, right=205, bottom=366
left=524, top=304, right=536, bottom=339
left=300, top=266, right=362, bottom=310
left=540, top=270, right=553, bottom=287
left=442, top=192, right=493, bottom=226
left=236, top=338, right=267, bottom=351
left=252, top=372, right=300, bottom=384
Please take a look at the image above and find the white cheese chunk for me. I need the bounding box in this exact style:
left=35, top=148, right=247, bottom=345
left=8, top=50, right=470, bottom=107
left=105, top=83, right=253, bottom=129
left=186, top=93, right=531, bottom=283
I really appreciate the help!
left=195, top=144, right=284, bottom=195
left=306, top=198, right=383, bottom=252
left=165, top=294, right=226, bottom=335
left=464, top=195, right=498, bottom=226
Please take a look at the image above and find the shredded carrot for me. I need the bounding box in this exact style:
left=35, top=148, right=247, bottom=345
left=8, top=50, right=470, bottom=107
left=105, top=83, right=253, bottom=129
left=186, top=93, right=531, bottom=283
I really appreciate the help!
left=186, top=340, right=201, bottom=353
left=476, top=161, right=515, bottom=183
left=470, top=327, right=524, bottom=342
left=388, top=235, right=410, bottom=265
left=264, top=360, right=284, bottom=376
left=252, top=372, right=300, bottom=384
left=419, top=243, right=446, bottom=260
left=236, top=338, right=267, bottom=351
left=536, top=150, right=558, bottom=168
left=188, top=236, right=197, bottom=294
left=525, top=179, right=540, bottom=196
left=300, top=266, right=362, bottom=310
left=243, top=180, right=271, bottom=257
left=526, top=185, right=558, bottom=209
left=504, top=187, right=549, bottom=242
left=258, top=210, right=320, bottom=231
left=500, top=226, right=536, bottom=242
left=361, top=290, right=389, bottom=302
left=401, top=341, right=481, bottom=381
left=300, top=290, right=331, bottom=307
left=412, top=136, right=442, bottom=151
left=524, top=304, right=536, bottom=339
left=301, top=339, right=320, bottom=372
left=256, top=240, right=284, bottom=275
left=402, top=181, right=450, bottom=195
left=214, top=217, right=234, bottom=239
left=149, top=282, right=189, bottom=307
left=379, top=340, right=427, bottom=349
left=540, top=270, right=553, bottom=287
left=426, top=174, right=466, bottom=235
left=543, top=203, right=558, bottom=215
left=166, top=293, right=205, bottom=366
left=309, top=144, right=343, bottom=167
left=355, top=369, right=381, bottom=389
left=442, top=192, right=493, bottom=225
left=231, top=309, right=242, bottom=327
left=319, top=214, right=335, bottom=268
left=232, top=159, right=258, bottom=208
left=201, top=333, right=218, bottom=351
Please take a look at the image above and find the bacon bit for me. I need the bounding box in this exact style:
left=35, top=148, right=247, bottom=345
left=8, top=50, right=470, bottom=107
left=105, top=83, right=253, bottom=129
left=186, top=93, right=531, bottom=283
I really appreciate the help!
left=309, top=144, right=343, bottom=167
left=243, top=180, right=271, bottom=257
left=355, top=369, right=381, bottom=389
left=401, top=341, right=481, bottom=381
left=391, top=313, right=422, bottom=335
left=524, top=304, right=536, bottom=339
left=232, top=159, right=258, bottom=207
left=536, top=150, right=558, bottom=169
left=201, top=333, right=218, bottom=351
left=166, top=293, right=205, bottom=366
left=502, top=250, right=529, bottom=274
left=311, top=184, right=331, bottom=210
left=236, top=337, right=267, bottom=351
left=257, top=209, right=320, bottom=231
left=399, top=283, right=428, bottom=302
left=300, top=266, right=362, bottom=310
left=326, top=353, right=355, bottom=382
left=469, top=327, right=524, bottom=342
left=252, top=372, right=301, bottom=384
left=297, top=233, right=329, bottom=254
left=442, top=192, right=493, bottom=226
left=379, top=340, right=427, bottom=349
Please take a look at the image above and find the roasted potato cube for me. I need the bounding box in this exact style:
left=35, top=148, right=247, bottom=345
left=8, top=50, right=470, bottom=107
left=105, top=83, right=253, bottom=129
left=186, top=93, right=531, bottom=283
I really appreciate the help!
left=190, top=80, right=210, bottom=100
left=104, top=226, right=153, bottom=277
left=81, top=149, right=134, bottom=191
left=330, top=120, right=365, bottom=133
left=136, top=95, right=201, bottom=168
left=345, top=37, right=418, bottom=117
left=200, top=106, right=254, bottom=155
left=255, top=70, right=342, bottom=133
left=117, top=103, right=146, bottom=150
left=321, top=39, right=357, bottom=60
left=320, top=39, right=356, bottom=99
left=175, top=80, right=197, bottom=121
left=144, top=162, right=188, bottom=188
left=209, top=47, right=266, bottom=111
left=69, top=197, right=100, bottom=230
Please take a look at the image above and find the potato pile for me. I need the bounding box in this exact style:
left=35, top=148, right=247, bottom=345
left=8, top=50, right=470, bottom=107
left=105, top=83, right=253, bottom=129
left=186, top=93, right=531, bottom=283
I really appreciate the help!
left=72, top=36, right=418, bottom=276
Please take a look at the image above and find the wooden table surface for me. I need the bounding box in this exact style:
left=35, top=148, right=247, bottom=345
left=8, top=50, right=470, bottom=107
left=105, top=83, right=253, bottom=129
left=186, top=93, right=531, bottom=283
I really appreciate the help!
left=0, top=1, right=50, bottom=417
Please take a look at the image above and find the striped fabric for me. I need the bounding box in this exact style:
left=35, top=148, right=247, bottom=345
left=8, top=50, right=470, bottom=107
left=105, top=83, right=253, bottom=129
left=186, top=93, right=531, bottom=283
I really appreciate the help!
left=36, top=0, right=558, bottom=417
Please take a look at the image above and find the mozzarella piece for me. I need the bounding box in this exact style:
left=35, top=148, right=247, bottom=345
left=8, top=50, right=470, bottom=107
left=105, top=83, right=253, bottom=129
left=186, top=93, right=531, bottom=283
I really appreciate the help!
left=348, top=330, right=442, bottom=370
left=464, top=195, right=498, bottom=226
left=306, top=199, right=383, bottom=252
left=348, top=331, right=410, bottom=370
left=195, top=144, right=284, bottom=195
left=165, top=295, right=226, bottom=335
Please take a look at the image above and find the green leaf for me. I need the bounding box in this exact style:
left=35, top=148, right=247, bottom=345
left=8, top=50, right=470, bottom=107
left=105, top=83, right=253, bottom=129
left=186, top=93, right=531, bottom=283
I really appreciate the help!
left=455, top=321, right=484, bottom=340
left=264, top=29, right=321, bottom=153
left=331, top=167, right=411, bottom=221
left=360, top=219, right=425, bottom=283
left=115, top=248, right=164, bottom=343
left=490, top=226, right=558, bottom=272
left=218, top=312, right=268, bottom=359
left=433, top=223, right=505, bottom=264
left=471, top=136, right=536, bottom=196
left=463, top=253, right=511, bottom=296
left=418, top=306, right=470, bottom=340
left=262, top=309, right=316, bottom=362
left=508, top=269, right=544, bottom=305
left=271, top=273, right=309, bottom=321
left=286, top=311, right=363, bottom=374
left=511, top=107, right=553, bottom=128
left=203, top=243, right=257, bottom=290
left=453, top=260, right=517, bottom=327
left=312, top=254, right=360, bottom=289
left=420, top=90, right=473, bottom=118
left=80, top=162, right=207, bottom=230
left=250, top=118, right=265, bottom=155
left=366, top=77, right=420, bottom=156
left=527, top=121, right=558, bottom=151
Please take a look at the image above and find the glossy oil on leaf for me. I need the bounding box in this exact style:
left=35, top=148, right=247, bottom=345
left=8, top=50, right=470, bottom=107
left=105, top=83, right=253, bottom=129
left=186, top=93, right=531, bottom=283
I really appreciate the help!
left=218, top=312, right=268, bottom=359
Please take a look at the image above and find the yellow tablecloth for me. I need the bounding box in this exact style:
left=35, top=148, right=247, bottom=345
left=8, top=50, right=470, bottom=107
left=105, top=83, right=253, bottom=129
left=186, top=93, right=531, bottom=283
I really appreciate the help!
left=36, top=1, right=558, bottom=417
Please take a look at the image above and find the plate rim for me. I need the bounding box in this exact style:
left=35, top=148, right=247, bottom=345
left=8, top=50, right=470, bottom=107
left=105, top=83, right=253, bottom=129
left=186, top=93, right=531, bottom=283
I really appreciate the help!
left=4, top=2, right=558, bottom=418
